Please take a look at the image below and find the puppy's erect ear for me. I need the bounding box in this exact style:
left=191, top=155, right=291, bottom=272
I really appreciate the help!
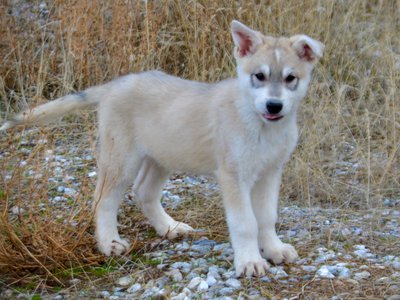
left=231, top=20, right=263, bottom=58
left=290, top=35, right=325, bottom=63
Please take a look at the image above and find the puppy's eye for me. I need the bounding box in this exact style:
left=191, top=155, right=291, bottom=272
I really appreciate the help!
left=254, top=73, right=266, bottom=81
left=285, top=74, right=297, bottom=83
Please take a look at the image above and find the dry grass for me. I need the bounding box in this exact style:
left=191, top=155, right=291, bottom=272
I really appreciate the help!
left=0, top=0, right=399, bottom=296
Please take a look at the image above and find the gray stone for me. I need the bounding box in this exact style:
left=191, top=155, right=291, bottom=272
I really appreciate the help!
left=316, top=266, right=335, bottom=279
left=222, top=270, right=236, bottom=279
left=186, top=271, right=200, bottom=281
left=213, top=243, right=231, bottom=251
left=393, top=260, right=400, bottom=270
left=353, top=271, right=370, bottom=280
left=127, top=283, right=141, bottom=294
left=197, top=279, right=209, bottom=292
left=170, top=262, right=192, bottom=273
left=301, top=265, right=317, bottom=273
left=99, top=291, right=110, bottom=298
left=206, top=275, right=218, bottom=286
left=337, top=267, right=351, bottom=278
left=116, top=275, right=134, bottom=287
left=269, top=267, right=288, bottom=279
left=166, top=269, right=183, bottom=282
left=225, top=278, right=241, bottom=289
left=175, top=242, right=190, bottom=251
left=187, top=277, right=203, bottom=290
left=219, top=287, right=234, bottom=296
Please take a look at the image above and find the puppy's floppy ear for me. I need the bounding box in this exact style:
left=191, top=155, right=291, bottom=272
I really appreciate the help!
left=231, top=20, right=263, bottom=58
left=290, top=35, right=325, bottom=63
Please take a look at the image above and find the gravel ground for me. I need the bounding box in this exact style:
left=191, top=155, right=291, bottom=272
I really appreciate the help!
left=1, top=130, right=399, bottom=299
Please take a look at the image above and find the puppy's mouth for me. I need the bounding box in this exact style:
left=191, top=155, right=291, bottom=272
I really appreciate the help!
left=262, top=113, right=284, bottom=121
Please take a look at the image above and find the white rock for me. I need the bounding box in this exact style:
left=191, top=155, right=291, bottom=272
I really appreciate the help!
left=116, top=276, right=134, bottom=287
left=353, top=271, right=370, bottom=280
left=354, top=245, right=366, bottom=250
left=301, top=265, right=317, bottom=273
left=187, top=277, right=202, bottom=290
left=269, top=267, right=288, bottom=279
left=337, top=267, right=351, bottom=278
left=127, top=283, right=141, bottom=293
left=222, top=270, right=236, bottom=279
left=341, top=228, right=351, bottom=236
left=356, top=250, right=375, bottom=259
left=213, top=243, right=231, bottom=251
left=206, top=275, right=217, bottom=286
left=225, top=278, right=241, bottom=289
left=100, top=291, right=110, bottom=298
left=167, top=269, right=183, bottom=282
left=171, top=287, right=192, bottom=300
left=11, top=206, right=25, bottom=215
left=393, top=261, right=400, bottom=270
left=88, top=171, right=97, bottom=177
left=175, top=242, right=190, bottom=251
left=197, top=279, right=209, bottom=292
left=63, top=187, right=77, bottom=196
left=316, top=266, right=335, bottom=279
left=171, top=262, right=192, bottom=273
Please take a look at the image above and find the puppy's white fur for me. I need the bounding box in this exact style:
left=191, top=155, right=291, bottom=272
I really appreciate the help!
left=1, top=21, right=324, bottom=277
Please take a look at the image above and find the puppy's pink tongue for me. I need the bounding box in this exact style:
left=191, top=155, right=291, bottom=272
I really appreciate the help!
left=263, top=114, right=282, bottom=120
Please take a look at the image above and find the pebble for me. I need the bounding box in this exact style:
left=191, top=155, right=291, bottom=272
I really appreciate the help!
left=222, top=270, right=236, bottom=279
left=167, top=269, right=184, bottom=282
left=225, top=278, right=241, bottom=289
left=316, top=265, right=335, bottom=279
left=337, top=267, right=351, bottom=278
left=353, top=271, right=371, bottom=280
left=187, top=277, right=203, bottom=290
left=206, top=275, right=218, bottom=286
left=127, top=283, right=141, bottom=294
left=99, top=291, right=110, bottom=298
left=219, top=287, right=235, bottom=296
left=197, top=280, right=209, bottom=292
left=88, top=171, right=97, bottom=177
left=393, top=261, right=400, bottom=270
left=10, top=206, right=25, bottom=215
left=171, top=262, right=192, bottom=273
left=116, top=276, right=134, bottom=287
left=269, top=267, right=288, bottom=279
left=301, top=265, right=317, bottom=272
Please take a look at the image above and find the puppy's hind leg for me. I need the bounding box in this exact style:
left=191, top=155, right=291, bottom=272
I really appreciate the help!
left=93, top=139, right=142, bottom=256
left=134, top=157, right=194, bottom=239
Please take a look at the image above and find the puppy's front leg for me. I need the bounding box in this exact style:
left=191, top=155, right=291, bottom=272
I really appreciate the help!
left=252, top=167, right=298, bottom=264
left=217, top=167, right=269, bottom=277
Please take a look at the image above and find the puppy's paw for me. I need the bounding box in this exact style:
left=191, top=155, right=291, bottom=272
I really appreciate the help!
left=235, top=257, right=270, bottom=277
left=163, top=221, right=194, bottom=239
left=261, top=242, right=298, bottom=264
left=98, top=236, right=130, bottom=256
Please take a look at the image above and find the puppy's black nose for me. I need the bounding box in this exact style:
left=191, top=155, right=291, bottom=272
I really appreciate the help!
left=266, top=99, right=283, bottom=114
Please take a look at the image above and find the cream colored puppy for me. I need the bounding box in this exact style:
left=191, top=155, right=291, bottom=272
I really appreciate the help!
left=1, top=21, right=324, bottom=277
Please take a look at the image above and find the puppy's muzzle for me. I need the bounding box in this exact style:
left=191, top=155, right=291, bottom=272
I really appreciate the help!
left=262, top=99, right=284, bottom=121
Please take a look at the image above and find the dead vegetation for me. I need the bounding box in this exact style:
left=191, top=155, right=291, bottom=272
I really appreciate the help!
left=0, top=0, right=399, bottom=297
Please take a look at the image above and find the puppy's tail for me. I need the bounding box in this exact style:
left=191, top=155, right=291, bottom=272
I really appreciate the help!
left=0, top=85, right=106, bottom=131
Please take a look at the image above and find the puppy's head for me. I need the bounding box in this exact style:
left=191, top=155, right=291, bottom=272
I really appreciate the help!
left=231, top=20, right=324, bottom=123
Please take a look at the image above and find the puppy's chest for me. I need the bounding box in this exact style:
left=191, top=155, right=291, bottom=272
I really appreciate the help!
left=235, top=129, right=297, bottom=180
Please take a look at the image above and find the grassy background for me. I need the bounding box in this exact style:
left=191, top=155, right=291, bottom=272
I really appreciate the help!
left=0, top=0, right=399, bottom=290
